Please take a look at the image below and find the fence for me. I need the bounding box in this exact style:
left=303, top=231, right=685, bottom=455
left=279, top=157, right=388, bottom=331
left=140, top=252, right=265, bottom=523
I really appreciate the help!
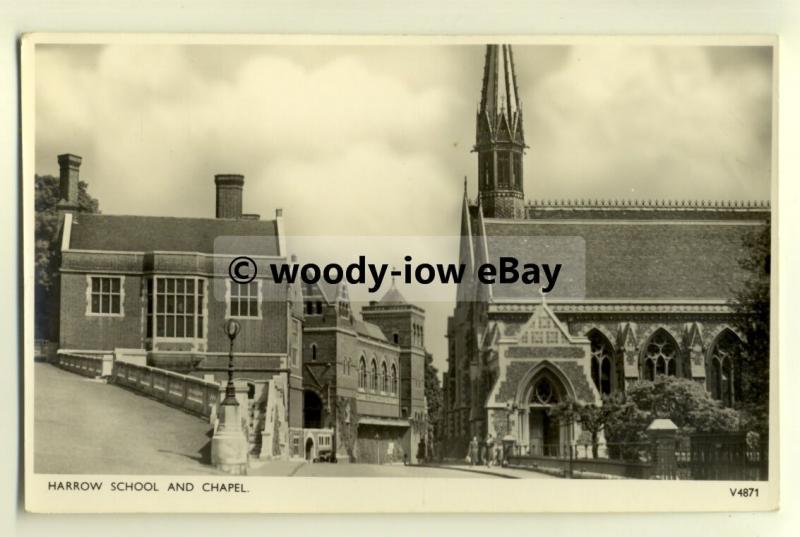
left=55, top=352, right=221, bottom=422
left=508, top=442, right=655, bottom=479
left=507, top=435, right=767, bottom=480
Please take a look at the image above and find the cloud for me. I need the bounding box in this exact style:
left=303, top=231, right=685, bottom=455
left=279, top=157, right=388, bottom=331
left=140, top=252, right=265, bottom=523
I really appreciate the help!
left=523, top=45, right=772, bottom=201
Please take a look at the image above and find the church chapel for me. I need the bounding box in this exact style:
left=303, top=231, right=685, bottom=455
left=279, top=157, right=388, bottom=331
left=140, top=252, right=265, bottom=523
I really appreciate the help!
left=441, top=45, right=770, bottom=456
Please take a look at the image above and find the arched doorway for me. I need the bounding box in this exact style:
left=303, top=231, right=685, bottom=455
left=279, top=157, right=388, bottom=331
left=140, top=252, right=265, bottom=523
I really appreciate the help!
left=303, top=390, right=323, bottom=429
left=518, top=368, right=571, bottom=457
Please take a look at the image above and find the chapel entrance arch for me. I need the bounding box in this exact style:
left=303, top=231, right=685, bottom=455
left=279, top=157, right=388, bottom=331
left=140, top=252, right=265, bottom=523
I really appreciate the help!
left=517, top=367, right=572, bottom=457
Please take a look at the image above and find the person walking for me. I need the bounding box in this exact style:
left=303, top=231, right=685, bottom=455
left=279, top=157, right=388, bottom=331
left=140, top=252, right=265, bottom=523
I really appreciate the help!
left=485, top=434, right=495, bottom=467
left=468, top=436, right=479, bottom=466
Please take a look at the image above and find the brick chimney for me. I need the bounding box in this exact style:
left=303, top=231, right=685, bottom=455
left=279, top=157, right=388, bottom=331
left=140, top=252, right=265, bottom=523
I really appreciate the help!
left=57, top=153, right=82, bottom=211
left=214, top=174, right=244, bottom=219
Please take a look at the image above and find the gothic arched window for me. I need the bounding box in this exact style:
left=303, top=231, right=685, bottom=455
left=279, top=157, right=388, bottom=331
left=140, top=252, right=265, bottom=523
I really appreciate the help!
left=588, top=330, right=615, bottom=395
left=708, top=329, right=741, bottom=406
left=642, top=329, right=679, bottom=381
left=391, top=364, right=398, bottom=395
left=530, top=377, right=559, bottom=405
left=380, top=361, right=387, bottom=392
left=358, top=357, right=367, bottom=389
left=370, top=359, right=378, bottom=392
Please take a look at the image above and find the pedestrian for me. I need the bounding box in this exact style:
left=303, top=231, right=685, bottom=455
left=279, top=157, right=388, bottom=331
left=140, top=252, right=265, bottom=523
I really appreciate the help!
left=468, top=436, right=479, bottom=466
left=485, top=434, right=494, bottom=467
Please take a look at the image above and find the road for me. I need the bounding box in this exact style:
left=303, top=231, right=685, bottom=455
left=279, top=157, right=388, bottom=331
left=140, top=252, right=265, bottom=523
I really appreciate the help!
left=34, top=362, right=222, bottom=475
left=34, top=363, right=553, bottom=478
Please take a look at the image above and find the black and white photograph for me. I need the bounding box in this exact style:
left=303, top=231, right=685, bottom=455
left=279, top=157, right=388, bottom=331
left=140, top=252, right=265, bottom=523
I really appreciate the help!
left=22, top=35, right=776, bottom=513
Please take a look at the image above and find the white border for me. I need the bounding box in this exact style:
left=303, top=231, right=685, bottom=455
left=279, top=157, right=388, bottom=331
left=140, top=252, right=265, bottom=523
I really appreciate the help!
left=18, top=30, right=782, bottom=518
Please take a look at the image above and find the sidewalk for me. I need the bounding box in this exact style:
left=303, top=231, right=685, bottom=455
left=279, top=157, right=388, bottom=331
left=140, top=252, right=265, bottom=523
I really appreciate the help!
left=419, top=462, right=557, bottom=479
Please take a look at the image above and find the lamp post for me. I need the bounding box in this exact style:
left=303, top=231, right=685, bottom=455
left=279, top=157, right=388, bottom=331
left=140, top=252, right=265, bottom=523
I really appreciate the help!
left=211, top=319, right=249, bottom=475
left=222, top=319, right=241, bottom=406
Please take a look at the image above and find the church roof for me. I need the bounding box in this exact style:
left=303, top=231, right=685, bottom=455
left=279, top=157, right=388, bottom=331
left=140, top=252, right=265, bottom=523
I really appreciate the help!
left=67, top=213, right=280, bottom=255
left=481, top=217, right=767, bottom=302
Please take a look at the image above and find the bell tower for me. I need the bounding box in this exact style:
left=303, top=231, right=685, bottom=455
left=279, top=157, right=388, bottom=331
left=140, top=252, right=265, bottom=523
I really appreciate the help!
left=475, top=44, right=526, bottom=218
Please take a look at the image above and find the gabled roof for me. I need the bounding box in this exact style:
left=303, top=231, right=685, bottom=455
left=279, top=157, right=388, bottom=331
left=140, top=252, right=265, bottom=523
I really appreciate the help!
left=67, top=213, right=280, bottom=256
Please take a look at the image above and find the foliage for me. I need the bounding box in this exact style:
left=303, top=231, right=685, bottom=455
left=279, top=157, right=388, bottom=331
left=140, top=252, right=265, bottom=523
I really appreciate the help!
left=730, top=223, right=771, bottom=434
left=335, top=396, right=360, bottom=462
left=549, top=398, right=615, bottom=458
left=605, top=376, right=740, bottom=442
left=424, top=352, right=443, bottom=459
left=34, top=174, right=100, bottom=339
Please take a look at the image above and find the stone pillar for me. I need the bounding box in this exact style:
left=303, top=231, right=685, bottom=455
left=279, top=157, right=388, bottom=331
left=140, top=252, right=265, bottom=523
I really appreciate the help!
left=647, top=418, right=679, bottom=480
left=211, top=382, right=250, bottom=474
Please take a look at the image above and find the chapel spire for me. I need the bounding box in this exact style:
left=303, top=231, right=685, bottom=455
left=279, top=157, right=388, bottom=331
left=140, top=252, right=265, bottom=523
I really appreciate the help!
left=475, top=45, right=526, bottom=219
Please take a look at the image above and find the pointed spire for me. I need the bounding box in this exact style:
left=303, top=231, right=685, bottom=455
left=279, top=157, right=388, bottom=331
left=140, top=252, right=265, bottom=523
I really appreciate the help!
left=477, top=45, right=524, bottom=146
left=475, top=45, right=526, bottom=219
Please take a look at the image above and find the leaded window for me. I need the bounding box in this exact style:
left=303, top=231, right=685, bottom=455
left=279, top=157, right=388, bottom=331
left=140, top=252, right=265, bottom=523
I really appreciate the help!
left=358, top=357, right=367, bottom=389
left=708, top=330, right=741, bottom=406
left=588, top=331, right=614, bottom=395
left=150, top=277, right=205, bottom=339
left=642, top=330, right=678, bottom=380
left=531, top=377, right=558, bottom=405
left=88, top=276, right=123, bottom=315
left=229, top=281, right=260, bottom=318
left=370, top=359, right=378, bottom=391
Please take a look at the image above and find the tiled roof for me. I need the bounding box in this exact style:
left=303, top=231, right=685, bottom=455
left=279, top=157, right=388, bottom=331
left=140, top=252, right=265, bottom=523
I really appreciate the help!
left=352, top=319, right=388, bottom=342
left=68, top=214, right=280, bottom=255
left=378, top=282, right=408, bottom=305
left=482, top=218, right=767, bottom=301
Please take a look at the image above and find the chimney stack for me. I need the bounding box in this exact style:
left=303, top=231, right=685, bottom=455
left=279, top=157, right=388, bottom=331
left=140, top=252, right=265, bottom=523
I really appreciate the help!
left=214, top=174, right=244, bottom=219
left=57, top=153, right=82, bottom=211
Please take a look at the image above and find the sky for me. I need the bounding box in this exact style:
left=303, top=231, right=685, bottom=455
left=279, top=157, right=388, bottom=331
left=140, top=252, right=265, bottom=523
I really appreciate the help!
left=34, top=42, right=774, bottom=373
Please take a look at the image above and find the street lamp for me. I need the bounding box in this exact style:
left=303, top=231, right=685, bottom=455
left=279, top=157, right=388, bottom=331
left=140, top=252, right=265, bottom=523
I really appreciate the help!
left=211, top=318, right=248, bottom=475
left=222, top=319, right=241, bottom=406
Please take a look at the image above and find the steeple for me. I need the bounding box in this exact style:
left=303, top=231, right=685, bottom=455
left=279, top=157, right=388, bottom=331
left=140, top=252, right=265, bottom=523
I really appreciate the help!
left=475, top=45, right=526, bottom=219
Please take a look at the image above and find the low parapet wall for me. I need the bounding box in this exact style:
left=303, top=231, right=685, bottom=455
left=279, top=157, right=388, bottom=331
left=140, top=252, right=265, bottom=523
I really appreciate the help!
left=56, top=352, right=221, bottom=422
left=112, top=361, right=220, bottom=421
left=56, top=352, right=112, bottom=378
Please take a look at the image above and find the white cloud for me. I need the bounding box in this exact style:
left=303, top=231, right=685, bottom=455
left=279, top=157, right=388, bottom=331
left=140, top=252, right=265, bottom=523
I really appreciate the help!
left=523, top=45, right=772, bottom=201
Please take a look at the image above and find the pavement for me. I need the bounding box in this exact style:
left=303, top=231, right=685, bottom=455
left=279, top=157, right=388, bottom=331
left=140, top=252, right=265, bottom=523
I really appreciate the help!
left=34, top=362, right=223, bottom=475
left=249, top=460, right=504, bottom=478
left=248, top=460, right=555, bottom=478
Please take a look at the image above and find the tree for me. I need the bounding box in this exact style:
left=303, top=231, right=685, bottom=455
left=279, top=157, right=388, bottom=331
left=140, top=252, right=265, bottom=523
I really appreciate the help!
left=549, top=398, right=615, bottom=458
left=601, top=377, right=741, bottom=461
left=35, top=174, right=100, bottom=339
left=424, top=352, right=443, bottom=460
left=731, top=223, right=770, bottom=435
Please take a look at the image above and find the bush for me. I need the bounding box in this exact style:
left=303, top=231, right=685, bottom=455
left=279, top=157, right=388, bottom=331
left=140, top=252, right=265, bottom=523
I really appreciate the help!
left=604, top=376, right=741, bottom=460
